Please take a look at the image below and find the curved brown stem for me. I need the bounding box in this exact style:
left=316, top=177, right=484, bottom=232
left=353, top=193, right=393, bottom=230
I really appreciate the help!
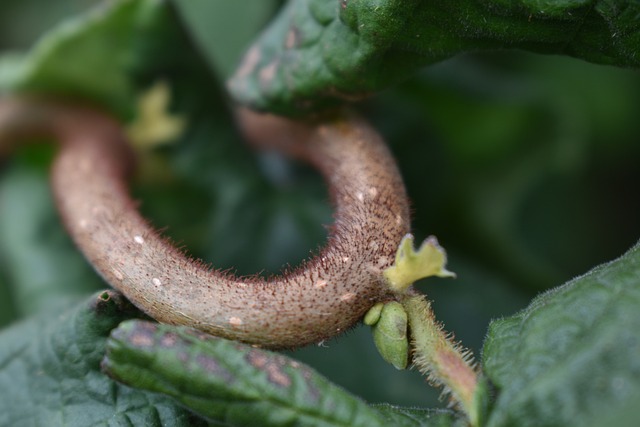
left=0, top=98, right=410, bottom=348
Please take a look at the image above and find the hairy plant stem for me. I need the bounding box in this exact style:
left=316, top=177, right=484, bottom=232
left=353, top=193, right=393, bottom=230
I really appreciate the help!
left=401, top=292, right=479, bottom=425
left=0, top=97, right=411, bottom=349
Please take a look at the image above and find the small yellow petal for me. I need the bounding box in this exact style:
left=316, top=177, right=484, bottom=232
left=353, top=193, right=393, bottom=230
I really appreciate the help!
left=383, top=234, right=455, bottom=292
left=127, top=80, right=186, bottom=149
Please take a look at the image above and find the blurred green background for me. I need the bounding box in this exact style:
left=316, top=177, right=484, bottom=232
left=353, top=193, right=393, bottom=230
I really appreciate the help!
left=1, top=0, right=639, bottom=409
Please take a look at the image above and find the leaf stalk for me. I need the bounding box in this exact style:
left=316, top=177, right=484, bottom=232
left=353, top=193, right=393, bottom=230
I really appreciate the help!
left=401, top=293, right=480, bottom=426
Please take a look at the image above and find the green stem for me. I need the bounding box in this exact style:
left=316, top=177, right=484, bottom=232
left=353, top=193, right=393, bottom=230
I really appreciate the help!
left=401, top=293, right=479, bottom=426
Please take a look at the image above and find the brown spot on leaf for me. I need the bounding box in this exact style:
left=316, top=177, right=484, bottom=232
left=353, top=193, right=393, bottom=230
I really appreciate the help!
left=267, top=363, right=292, bottom=388
left=196, top=354, right=235, bottom=383
left=235, top=46, right=261, bottom=79
left=183, top=328, right=214, bottom=342
left=247, top=349, right=269, bottom=368
left=177, top=351, right=189, bottom=363
left=285, top=26, right=300, bottom=49
left=259, top=61, right=278, bottom=89
left=159, top=331, right=179, bottom=348
left=247, top=350, right=292, bottom=388
left=128, top=325, right=156, bottom=348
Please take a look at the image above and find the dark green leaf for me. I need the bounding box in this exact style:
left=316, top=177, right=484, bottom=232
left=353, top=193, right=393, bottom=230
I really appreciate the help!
left=585, top=389, right=640, bottom=427
left=0, top=0, right=96, bottom=50
left=0, top=271, right=15, bottom=328
left=228, top=0, right=640, bottom=115
left=0, top=157, right=104, bottom=317
left=0, top=0, right=206, bottom=120
left=0, top=291, right=205, bottom=427
left=173, top=0, right=279, bottom=78
left=104, top=320, right=385, bottom=426
left=482, top=241, right=640, bottom=426
left=372, top=405, right=464, bottom=427
left=104, top=320, right=458, bottom=427
left=1, top=0, right=145, bottom=117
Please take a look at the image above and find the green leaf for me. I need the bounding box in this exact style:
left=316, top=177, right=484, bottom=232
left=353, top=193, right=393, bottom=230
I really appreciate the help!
left=0, top=291, right=205, bottom=426
left=0, top=0, right=95, bottom=50
left=372, top=405, right=464, bottom=427
left=482, top=240, right=640, bottom=426
left=228, top=0, right=640, bottom=115
left=0, top=159, right=104, bottom=317
left=0, top=270, right=15, bottom=328
left=0, top=0, right=197, bottom=119
left=173, top=0, right=279, bottom=78
left=103, top=320, right=460, bottom=427
left=104, top=321, right=386, bottom=426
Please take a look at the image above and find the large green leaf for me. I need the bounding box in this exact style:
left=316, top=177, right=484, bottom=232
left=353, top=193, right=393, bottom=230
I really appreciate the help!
left=228, top=0, right=640, bottom=115
left=0, top=152, right=104, bottom=317
left=482, top=240, right=640, bottom=426
left=103, top=320, right=462, bottom=427
left=0, top=0, right=210, bottom=120
left=173, top=0, right=279, bottom=78
left=0, top=291, right=205, bottom=426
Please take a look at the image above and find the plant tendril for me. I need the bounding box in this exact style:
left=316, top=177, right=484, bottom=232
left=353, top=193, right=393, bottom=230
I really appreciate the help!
left=0, top=98, right=411, bottom=349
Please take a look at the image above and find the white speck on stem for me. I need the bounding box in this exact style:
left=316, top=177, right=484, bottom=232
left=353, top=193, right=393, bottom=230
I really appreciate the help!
left=315, top=279, right=328, bottom=289
left=134, top=235, right=145, bottom=245
left=78, top=158, right=92, bottom=172
left=340, top=292, right=356, bottom=302
left=229, top=317, right=243, bottom=327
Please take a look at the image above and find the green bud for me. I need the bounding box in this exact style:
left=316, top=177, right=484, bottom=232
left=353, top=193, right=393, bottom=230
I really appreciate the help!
left=383, top=234, right=455, bottom=293
left=364, top=302, right=384, bottom=326
left=371, top=301, right=409, bottom=370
